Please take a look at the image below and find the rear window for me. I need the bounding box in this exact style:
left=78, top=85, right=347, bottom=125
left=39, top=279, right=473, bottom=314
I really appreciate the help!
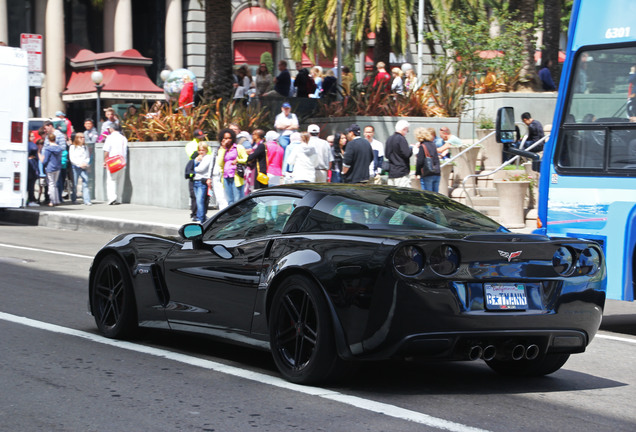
left=300, top=191, right=503, bottom=233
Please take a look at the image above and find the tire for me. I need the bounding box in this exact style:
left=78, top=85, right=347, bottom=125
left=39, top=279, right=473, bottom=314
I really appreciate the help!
left=486, top=353, right=570, bottom=377
left=90, top=254, right=138, bottom=339
left=269, top=275, right=344, bottom=384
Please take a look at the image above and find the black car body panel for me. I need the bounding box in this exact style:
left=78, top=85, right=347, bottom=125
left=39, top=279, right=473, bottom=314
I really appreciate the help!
left=89, top=184, right=606, bottom=372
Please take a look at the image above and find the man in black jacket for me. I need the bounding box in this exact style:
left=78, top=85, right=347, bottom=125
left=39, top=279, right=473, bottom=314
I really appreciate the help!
left=274, top=60, right=291, bottom=97
left=520, top=112, right=545, bottom=152
left=293, top=62, right=314, bottom=98
left=342, top=124, right=373, bottom=184
left=385, top=120, right=412, bottom=187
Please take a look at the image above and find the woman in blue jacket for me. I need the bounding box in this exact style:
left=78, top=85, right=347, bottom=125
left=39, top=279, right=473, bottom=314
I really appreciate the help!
left=39, top=134, right=64, bottom=206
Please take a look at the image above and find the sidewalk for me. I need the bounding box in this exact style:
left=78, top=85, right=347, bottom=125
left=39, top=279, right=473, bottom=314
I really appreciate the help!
left=0, top=200, right=215, bottom=236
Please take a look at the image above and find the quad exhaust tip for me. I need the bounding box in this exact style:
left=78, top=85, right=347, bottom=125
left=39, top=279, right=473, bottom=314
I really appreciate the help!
left=465, top=343, right=539, bottom=361
left=482, top=345, right=497, bottom=361
left=511, top=344, right=526, bottom=361
left=468, top=345, right=483, bottom=361
left=525, top=344, right=540, bottom=360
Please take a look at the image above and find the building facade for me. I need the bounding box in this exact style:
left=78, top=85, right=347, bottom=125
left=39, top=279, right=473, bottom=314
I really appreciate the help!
left=0, top=0, right=433, bottom=130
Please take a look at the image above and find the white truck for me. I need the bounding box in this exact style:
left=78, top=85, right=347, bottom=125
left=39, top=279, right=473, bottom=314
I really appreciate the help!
left=0, top=46, right=29, bottom=208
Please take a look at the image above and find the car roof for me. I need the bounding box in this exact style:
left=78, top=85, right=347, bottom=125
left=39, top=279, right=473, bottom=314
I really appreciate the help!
left=252, top=183, right=443, bottom=203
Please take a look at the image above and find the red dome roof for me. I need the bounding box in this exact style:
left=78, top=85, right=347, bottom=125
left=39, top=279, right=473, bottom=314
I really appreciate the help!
left=233, top=7, right=280, bottom=35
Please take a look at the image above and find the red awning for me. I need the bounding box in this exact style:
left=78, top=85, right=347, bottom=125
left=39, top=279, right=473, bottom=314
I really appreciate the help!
left=301, top=51, right=313, bottom=68
left=233, top=7, right=280, bottom=36
left=300, top=49, right=336, bottom=69
left=234, top=41, right=273, bottom=65
left=62, top=47, right=164, bottom=101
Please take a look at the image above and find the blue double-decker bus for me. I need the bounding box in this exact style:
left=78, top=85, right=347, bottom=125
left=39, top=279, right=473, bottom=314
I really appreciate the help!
left=498, top=0, right=636, bottom=301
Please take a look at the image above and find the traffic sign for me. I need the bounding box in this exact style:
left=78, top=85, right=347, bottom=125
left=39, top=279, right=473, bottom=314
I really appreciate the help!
left=20, top=33, right=43, bottom=73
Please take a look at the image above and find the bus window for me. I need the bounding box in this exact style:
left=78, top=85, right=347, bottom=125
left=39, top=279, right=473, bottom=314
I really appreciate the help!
left=558, top=128, right=605, bottom=169
left=566, top=45, right=636, bottom=122
left=557, top=45, right=636, bottom=173
left=609, top=129, right=636, bottom=169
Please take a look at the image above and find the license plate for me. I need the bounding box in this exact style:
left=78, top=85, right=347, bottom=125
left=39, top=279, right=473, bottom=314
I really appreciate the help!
left=485, top=284, right=527, bottom=310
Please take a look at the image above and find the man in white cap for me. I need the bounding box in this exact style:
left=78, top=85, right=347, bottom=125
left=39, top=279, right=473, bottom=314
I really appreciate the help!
left=307, top=124, right=332, bottom=182
left=103, top=123, right=128, bottom=205
left=274, top=102, right=299, bottom=149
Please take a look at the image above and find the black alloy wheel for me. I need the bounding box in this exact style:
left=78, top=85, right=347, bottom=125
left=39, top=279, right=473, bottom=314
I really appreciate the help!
left=91, top=255, right=138, bottom=339
left=486, top=353, right=570, bottom=377
left=269, top=275, right=343, bottom=384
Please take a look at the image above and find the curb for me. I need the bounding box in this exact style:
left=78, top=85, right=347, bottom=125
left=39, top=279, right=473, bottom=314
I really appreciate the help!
left=0, top=208, right=180, bottom=237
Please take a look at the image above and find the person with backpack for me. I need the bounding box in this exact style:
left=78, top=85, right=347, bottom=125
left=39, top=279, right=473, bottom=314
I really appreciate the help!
left=293, top=63, right=315, bottom=98
left=415, top=127, right=441, bottom=192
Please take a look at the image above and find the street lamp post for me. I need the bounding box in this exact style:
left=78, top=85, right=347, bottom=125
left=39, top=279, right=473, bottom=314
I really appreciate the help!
left=91, top=62, right=104, bottom=133
left=90, top=62, right=104, bottom=203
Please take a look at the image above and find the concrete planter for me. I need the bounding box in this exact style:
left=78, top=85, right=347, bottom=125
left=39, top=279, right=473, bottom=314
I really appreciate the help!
left=438, top=163, right=453, bottom=197
left=476, top=129, right=502, bottom=170
left=494, top=180, right=530, bottom=229
left=94, top=140, right=220, bottom=210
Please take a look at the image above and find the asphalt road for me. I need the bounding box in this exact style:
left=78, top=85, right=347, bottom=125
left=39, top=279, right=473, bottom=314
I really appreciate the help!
left=1, top=223, right=636, bottom=432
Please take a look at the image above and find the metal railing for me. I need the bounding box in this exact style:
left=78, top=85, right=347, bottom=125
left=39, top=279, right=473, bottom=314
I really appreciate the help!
left=440, top=130, right=495, bottom=169
left=459, top=134, right=550, bottom=208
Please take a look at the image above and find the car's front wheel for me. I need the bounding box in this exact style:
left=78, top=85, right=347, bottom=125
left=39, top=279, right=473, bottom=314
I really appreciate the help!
left=90, top=254, right=138, bottom=339
left=269, top=275, right=344, bottom=384
left=486, top=353, right=570, bottom=377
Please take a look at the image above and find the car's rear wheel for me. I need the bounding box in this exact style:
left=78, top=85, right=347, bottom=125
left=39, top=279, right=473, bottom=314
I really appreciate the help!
left=91, top=254, right=137, bottom=339
left=486, top=353, right=570, bottom=377
left=269, top=275, right=344, bottom=384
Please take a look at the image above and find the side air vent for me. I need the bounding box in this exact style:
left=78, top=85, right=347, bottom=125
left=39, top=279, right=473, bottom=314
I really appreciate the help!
left=151, top=264, right=170, bottom=307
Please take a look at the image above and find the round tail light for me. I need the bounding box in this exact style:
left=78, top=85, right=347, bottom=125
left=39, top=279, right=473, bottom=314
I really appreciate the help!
left=578, top=247, right=601, bottom=275
left=553, top=246, right=574, bottom=275
left=393, top=245, right=425, bottom=276
left=430, top=245, right=460, bottom=275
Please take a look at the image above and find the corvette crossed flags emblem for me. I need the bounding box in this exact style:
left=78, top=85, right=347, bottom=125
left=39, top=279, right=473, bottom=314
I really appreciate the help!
left=498, top=250, right=522, bottom=262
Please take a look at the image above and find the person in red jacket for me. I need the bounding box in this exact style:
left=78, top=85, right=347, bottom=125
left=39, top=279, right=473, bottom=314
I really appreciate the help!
left=179, top=76, right=194, bottom=115
left=372, top=62, right=391, bottom=91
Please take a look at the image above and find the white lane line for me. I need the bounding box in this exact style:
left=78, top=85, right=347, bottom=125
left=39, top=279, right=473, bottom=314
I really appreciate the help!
left=0, top=312, right=488, bottom=432
left=597, top=334, right=636, bottom=344
left=0, top=243, right=92, bottom=259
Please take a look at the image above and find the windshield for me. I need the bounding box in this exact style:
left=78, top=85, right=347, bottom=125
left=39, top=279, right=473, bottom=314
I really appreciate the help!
left=301, top=189, right=504, bottom=233
left=558, top=45, right=636, bottom=172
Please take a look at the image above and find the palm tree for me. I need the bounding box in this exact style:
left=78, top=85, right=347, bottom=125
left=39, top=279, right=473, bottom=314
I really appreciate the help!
left=267, top=0, right=414, bottom=66
left=203, top=0, right=235, bottom=101
left=542, top=0, right=562, bottom=87
left=508, top=0, right=537, bottom=89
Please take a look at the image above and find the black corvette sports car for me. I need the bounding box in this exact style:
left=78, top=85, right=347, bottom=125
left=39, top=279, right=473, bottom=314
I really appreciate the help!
left=89, top=184, right=605, bottom=384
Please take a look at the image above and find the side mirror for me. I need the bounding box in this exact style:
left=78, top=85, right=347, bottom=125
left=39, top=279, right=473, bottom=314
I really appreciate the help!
left=496, top=107, right=516, bottom=144
left=178, top=223, right=232, bottom=259
left=179, top=223, right=203, bottom=239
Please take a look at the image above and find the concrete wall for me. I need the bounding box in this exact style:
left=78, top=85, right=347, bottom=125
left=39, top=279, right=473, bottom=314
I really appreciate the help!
left=311, top=93, right=558, bottom=144
left=309, top=116, right=470, bottom=145
left=464, top=92, right=558, bottom=131
left=93, top=140, right=219, bottom=209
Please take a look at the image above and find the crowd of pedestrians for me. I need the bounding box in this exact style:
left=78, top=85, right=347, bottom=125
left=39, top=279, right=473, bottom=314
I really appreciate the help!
left=27, top=106, right=128, bottom=208
left=181, top=98, right=472, bottom=222
left=230, top=60, right=420, bottom=103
